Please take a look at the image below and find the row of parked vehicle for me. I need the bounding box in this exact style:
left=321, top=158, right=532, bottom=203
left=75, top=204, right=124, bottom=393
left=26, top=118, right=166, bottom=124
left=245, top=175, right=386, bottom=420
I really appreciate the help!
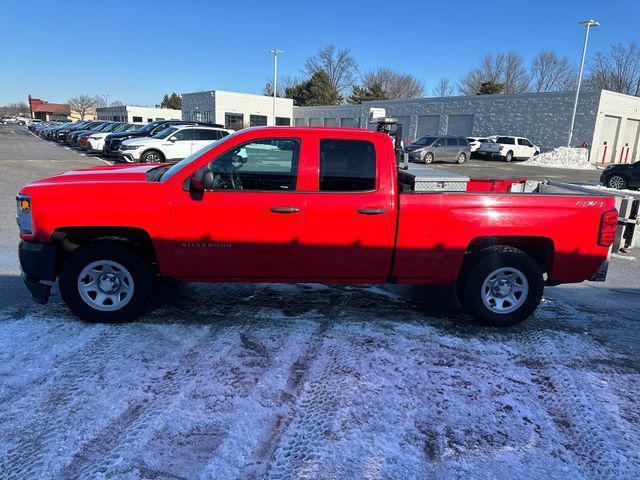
left=29, top=119, right=233, bottom=163
left=402, top=135, right=541, bottom=164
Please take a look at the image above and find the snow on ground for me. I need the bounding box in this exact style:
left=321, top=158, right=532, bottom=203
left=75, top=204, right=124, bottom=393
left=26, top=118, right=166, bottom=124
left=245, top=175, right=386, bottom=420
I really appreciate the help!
left=522, top=147, right=597, bottom=170
left=0, top=282, right=638, bottom=479
left=584, top=184, right=640, bottom=197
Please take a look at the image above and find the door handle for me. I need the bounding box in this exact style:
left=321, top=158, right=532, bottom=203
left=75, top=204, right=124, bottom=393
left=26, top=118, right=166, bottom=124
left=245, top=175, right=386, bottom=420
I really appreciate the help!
left=270, top=206, right=301, bottom=214
left=357, top=207, right=387, bottom=215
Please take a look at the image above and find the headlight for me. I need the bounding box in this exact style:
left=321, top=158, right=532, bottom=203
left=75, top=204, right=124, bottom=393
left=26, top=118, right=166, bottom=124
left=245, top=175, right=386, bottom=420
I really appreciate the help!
left=16, top=194, right=34, bottom=237
left=120, top=144, right=141, bottom=150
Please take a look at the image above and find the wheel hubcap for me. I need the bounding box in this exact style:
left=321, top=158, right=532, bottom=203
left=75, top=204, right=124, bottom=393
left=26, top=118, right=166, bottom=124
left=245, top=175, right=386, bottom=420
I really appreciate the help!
left=481, top=267, right=529, bottom=314
left=609, top=176, right=624, bottom=189
left=78, top=260, right=134, bottom=311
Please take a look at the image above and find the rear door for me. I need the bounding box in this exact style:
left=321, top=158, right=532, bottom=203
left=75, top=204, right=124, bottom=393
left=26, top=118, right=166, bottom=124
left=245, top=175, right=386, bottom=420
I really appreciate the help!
left=192, top=128, right=221, bottom=155
left=301, top=134, right=396, bottom=281
left=445, top=136, right=459, bottom=162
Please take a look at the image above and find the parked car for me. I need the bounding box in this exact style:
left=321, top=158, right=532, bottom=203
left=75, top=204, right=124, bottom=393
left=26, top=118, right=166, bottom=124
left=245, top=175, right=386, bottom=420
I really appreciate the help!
left=477, top=136, right=540, bottom=162
left=103, top=120, right=224, bottom=157
left=67, top=121, right=114, bottom=146
left=54, top=121, right=93, bottom=142
left=468, top=137, right=494, bottom=155
left=403, top=135, right=471, bottom=164
left=77, top=122, right=124, bottom=150
left=86, top=123, right=145, bottom=153
left=600, top=161, right=640, bottom=190
left=118, top=125, right=232, bottom=163
left=17, top=127, right=617, bottom=327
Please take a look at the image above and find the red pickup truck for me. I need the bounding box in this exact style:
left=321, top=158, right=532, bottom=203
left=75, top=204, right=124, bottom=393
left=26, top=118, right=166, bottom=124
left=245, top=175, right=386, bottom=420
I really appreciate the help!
left=17, top=127, right=617, bottom=326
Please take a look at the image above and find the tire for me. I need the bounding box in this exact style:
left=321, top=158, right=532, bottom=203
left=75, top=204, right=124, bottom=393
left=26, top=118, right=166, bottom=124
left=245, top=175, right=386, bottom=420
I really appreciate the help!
left=59, top=242, right=153, bottom=323
left=423, top=152, right=434, bottom=164
left=505, top=150, right=514, bottom=162
left=459, top=246, right=544, bottom=327
left=141, top=150, right=164, bottom=164
left=456, top=152, right=467, bottom=164
left=607, top=175, right=627, bottom=190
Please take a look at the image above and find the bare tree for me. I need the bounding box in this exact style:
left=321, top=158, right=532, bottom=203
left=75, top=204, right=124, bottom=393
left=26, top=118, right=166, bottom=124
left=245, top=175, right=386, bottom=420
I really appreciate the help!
left=459, top=52, right=530, bottom=95
left=304, top=44, right=358, bottom=95
left=586, top=43, right=640, bottom=96
left=68, top=95, right=98, bottom=119
left=530, top=51, right=575, bottom=92
left=433, top=78, right=455, bottom=97
left=263, top=74, right=302, bottom=97
left=109, top=100, right=124, bottom=106
left=0, top=101, right=30, bottom=116
left=361, top=68, right=424, bottom=99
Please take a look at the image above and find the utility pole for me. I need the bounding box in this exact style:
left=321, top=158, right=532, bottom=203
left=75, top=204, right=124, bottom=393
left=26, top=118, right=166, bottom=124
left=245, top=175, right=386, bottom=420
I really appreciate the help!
left=269, top=50, right=284, bottom=126
left=568, top=20, right=599, bottom=147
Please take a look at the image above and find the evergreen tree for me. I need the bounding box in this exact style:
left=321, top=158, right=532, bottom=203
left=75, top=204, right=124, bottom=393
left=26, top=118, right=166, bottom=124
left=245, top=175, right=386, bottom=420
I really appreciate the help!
left=285, top=72, right=342, bottom=106
left=477, top=80, right=504, bottom=95
left=160, top=92, right=182, bottom=109
left=348, top=81, right=389, bottom=104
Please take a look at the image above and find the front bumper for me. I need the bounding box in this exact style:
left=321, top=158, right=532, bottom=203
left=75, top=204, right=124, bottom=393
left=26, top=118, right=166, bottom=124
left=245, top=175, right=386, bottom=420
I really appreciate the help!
left=18, top=241, right=57, bottom=304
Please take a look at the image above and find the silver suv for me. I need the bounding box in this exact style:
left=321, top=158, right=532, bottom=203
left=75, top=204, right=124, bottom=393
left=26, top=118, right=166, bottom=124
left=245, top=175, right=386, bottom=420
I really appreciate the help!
left=404, top=135, right=471, bottom=164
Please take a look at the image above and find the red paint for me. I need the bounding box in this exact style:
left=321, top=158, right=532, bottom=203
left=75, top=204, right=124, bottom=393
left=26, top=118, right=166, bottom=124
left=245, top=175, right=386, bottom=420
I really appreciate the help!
left=19, top=127, right=615, bottom=287
left=601, top=144, right=608, bottom=164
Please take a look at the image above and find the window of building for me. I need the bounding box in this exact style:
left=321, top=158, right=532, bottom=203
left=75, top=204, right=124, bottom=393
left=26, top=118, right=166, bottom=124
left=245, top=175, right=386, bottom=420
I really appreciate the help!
left=340, top=118, right=357, bottom=128
left=156, top=117, right=165, bottom=121
left=208, top=138, right=300, bottom=191
left=324, top=118, right=339, bottom=127
left=225, top=113, right=245, bottom=130
left=309, top=118, right=323, bottom=127
left=250, top=114, right=268, bottom=127
left=319, top=139, right=376, bottom=192
left=132, top=116, right=143, bottom=122
left=194, top=112, right=202, bottom=122
left=276, top=117, right=291, bottom=126
left=294, top=118, right=307, bottom=126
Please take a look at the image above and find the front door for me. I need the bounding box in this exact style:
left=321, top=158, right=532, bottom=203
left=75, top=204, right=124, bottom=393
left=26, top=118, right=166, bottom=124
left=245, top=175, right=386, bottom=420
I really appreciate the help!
left=170, top=137, right=307, bottom=279
left=163, top=128, right=194, bottom=160
left=302, top=136, right=395, bottom=282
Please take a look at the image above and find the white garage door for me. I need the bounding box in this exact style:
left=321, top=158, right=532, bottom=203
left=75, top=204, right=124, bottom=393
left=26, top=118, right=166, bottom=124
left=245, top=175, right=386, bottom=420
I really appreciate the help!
left=416, top=115, right=440, bottom=138
left=324, top=118, right=339, bottom=127
left=309, top=118, right=322, bottom=127
left=340, top=118, right=357, bottom=128
left=622, top=119, right=640, bottom=163
left=600, top=115, right=621, bottom=163
left=447, top=115, right=474, bottom=136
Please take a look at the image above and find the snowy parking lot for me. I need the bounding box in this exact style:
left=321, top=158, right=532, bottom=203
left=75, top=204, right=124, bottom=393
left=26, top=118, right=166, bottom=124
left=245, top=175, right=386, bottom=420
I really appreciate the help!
left=1, top=125, right=639, bottom=479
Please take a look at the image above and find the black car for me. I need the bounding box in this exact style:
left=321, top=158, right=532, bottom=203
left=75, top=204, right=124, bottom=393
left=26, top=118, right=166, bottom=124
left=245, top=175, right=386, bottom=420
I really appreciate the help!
left=103, top=120, right=223, bottom=157
left=600, top=161, right=640, bottom=190
left=66, top=121, right=110, bottom=145
left=54, top=121, right=92, bottom=142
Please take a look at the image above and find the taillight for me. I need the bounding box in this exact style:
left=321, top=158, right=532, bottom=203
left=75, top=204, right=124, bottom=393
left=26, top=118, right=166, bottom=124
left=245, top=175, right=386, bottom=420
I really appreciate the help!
left=499, top=145, right=504, bottom=151
left=598, top=209, right=618, bottom=247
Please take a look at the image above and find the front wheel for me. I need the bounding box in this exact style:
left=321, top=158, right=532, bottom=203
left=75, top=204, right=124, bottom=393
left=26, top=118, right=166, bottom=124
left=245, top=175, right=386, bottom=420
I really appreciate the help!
left=607, top=175, right=627, bottom=190
left=59, top=242, right=153, bottom=323
left=456, top=152, right=467, bottom=164
left=459, top=246, right=544, bottom=326
left=423, top=152, right=434, bottom=164
left=141, top=150, right=164, bottom=164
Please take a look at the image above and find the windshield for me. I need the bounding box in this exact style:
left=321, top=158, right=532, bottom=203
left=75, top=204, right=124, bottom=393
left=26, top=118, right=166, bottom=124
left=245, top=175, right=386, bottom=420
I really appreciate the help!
left=413, top=136, right=437, bottom=146
left=152, top=127, right=178, bottom=139
left=135, top=121, right=162, bottom=134
left=161, top=132, right=237, bottom=181
left=113, top=123, right=130, bottom=133
left=101, top=122, right=121, bottom=132
left=128, top=124, right=145, bottom=131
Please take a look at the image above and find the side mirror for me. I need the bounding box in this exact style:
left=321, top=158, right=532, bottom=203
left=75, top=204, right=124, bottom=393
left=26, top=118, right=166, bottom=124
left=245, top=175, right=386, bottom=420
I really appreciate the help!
left=169, top=136, right=177, bottom=142
left=189, top=170, right=215, bottom=192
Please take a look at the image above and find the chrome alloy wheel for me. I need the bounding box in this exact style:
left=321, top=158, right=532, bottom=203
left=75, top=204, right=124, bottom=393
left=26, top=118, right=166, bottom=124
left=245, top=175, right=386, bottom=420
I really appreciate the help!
left=608, top=175, right=625, bottom=189
left=144, top=152, right=160, bottom=163
left=77, top=260, right=134, bottom=311
left=481, top=267, right=529, bottom=314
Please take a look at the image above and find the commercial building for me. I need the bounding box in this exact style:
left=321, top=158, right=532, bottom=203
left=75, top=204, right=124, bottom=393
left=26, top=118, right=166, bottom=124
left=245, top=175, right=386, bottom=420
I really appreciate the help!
left=28, top=96, right=71, bottom=121
left=293, top=90, right=640, bottom=164
left=96, top=105, right=181, bottom=123
left=181, top=90, right=293, bottom=129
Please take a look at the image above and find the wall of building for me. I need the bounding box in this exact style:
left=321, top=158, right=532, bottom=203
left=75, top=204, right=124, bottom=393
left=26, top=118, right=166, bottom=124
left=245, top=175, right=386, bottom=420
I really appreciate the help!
left=592, top=90, right=640, bottom=165
left=181, top=90, right=293, bottom=128
left=96, top=106, right=181, bottom=123
left=293, top=91, right=603, bottom=156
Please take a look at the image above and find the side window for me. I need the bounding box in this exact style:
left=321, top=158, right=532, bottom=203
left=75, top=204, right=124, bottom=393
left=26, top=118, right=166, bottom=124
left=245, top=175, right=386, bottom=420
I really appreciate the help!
left=459, top=137, right=469, bottom=146
left=319, top=139, right=376, bottom=192
left=132, top=116, right=143, bottom=122
left=194, top=129, right=219, bottom=141
left=173, top=129, right=194, bottom=141
left=208, top=138, right=299, bottom=191
left=446, top=137, right=459, bottom=146
left=434, top=138, right=445, bottom=147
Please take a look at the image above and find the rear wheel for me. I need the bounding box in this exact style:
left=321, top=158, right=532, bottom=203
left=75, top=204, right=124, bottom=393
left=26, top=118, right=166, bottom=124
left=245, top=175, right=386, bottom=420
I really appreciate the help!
left=456, top=152, right=467, bottom=164
left=59, top=242, right=153, bottom=323
left=141, top=150, right=164, bottom=164
left=459, top=246, right=544, bottom=326
left=505, top=150, right=514, bottom=162
left=607, top=175, right=627, bottom=190
left=423, top=152, right=434, bottom=164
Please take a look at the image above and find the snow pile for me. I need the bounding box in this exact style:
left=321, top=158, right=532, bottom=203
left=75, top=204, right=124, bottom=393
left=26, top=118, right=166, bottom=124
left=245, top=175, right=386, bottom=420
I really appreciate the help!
left=588, top=184, right=640, bottom=196
left=522, top=147, right=597, bottom=170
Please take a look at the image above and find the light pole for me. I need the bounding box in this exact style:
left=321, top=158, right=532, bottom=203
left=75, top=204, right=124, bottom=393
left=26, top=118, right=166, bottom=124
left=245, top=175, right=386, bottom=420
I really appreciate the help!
left=568, top=19, right=599, bottom=147
left=269, top=49, right=283, bottom=126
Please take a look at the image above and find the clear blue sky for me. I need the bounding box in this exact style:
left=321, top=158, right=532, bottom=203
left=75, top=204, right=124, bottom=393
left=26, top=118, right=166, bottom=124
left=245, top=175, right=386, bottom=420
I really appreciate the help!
left=1, top=0, right=638, bottom=106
